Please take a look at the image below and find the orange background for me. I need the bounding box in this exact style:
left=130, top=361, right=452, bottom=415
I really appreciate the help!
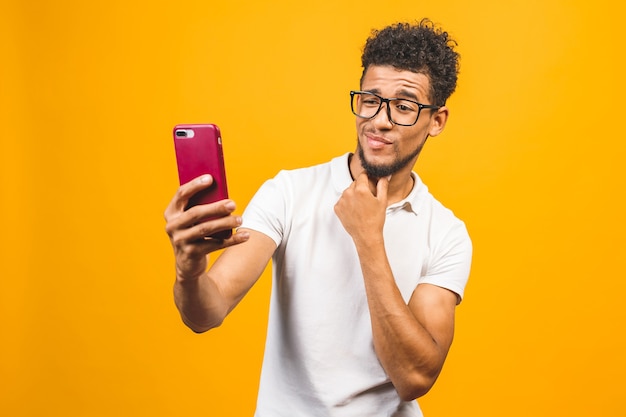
left=2, top=1, right=625, bottom=416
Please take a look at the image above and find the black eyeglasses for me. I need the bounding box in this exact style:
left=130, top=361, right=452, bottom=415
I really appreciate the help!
left=350, top=90, right=440, bottom=126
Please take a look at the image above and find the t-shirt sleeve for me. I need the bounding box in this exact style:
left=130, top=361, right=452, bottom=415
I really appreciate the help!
left=239, top=172, right=288, bottom=247
left=419, top=221, right=473, bottom=303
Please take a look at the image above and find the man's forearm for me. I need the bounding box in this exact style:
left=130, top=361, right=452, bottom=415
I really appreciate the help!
left=355, top=239, right=448, bottom=400
left=174, top=272, right=228, bottom=333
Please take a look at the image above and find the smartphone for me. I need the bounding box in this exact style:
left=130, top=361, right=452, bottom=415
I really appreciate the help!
left=173, top=123, right=232, bottom=239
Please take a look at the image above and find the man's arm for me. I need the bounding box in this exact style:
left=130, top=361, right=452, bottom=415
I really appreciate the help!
left=165, top=175, right=276, bottom=332
left=334, top=173, right=458, bottom=400
left=353, top=240, right=457, bottom=400
left=173, top=229, right=276, bottom=332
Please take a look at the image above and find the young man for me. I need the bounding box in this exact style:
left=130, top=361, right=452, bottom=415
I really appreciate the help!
left=164, top=19, right=472, bottom=417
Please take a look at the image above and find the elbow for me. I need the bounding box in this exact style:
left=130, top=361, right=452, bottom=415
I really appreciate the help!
left=393, top=349, right=449, bottom=401
left=181, top=314, right=224, bottom=334
left=395, top=372, right=439, bottom=401
left=398, top=386, right=431, bottom=402
left=187, top=323, right=212, bottom=334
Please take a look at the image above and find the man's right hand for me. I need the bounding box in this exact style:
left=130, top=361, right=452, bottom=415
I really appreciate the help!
left=164, top=174, right=250, bottom=283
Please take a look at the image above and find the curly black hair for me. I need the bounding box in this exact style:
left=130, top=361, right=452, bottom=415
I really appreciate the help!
left=360, top=18, right=460, bottom=106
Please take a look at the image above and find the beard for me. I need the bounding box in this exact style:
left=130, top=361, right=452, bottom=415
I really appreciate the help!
left=357, top=138, right=425, bottom=179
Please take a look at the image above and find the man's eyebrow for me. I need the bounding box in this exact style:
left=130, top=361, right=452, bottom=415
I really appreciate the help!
left=362, top=88, right=421, bottom=101
left=364, top=88, right=381, bottom=95
left=395, top=89, right=419, bottom=101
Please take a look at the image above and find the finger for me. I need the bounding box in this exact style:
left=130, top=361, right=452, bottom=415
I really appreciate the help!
left=189, top=213, right=243, bottom=240
left=210, top=229, right=251, bottom=249
left=169, top=214, right=244, bottom=257
left=350, top=172, right=367, bottom=193
left=376, top=175, right=390, bottom=202
left=357, top=172, right=370, bottom=185
left=357, top=172, right=382, bottom=197
left=164, top=175, right=213, bottom=220
left=165, top=200, right=238, bottom=242
left=176, top=199, right=237, bottom=230
left=186, top=227, right=251, bottom=256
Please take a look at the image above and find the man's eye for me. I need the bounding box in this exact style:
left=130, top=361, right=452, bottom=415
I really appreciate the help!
left=396, top=102, right=416, bottom=112
left=362, top=99, right=380, bottom=106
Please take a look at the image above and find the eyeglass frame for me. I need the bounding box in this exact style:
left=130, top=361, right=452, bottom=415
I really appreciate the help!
left=349, top=90, right=441, bottom=127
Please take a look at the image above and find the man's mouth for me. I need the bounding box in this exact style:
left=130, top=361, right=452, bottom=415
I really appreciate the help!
left=366, top=133, right=392, bottom=149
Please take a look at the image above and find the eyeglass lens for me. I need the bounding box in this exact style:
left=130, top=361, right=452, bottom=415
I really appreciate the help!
left=352, top=92, right=422, bottom=126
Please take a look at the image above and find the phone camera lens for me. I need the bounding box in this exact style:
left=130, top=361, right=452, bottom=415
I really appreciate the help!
left=175, top=130, right=187, bottom=137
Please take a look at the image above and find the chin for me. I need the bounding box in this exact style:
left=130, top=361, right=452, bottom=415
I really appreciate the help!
left=357, top=142, right=422, bottom=179
left=359, top=151, right=399, bottom=178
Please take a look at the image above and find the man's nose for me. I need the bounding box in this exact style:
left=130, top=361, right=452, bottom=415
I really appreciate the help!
left=372, top=102, right=394, bottom=128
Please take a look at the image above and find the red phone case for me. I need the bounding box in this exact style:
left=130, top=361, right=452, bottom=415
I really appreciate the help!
left=173, top=123, right=231, bottom=239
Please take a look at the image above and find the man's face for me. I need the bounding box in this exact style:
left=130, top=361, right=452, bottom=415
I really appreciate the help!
left=355, top=65, right=445, bottom=178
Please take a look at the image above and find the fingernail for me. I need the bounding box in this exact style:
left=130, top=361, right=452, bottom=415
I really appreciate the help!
left=199, top=175, right=211, bottom=184
left=225, top=201, right=236, bottom=211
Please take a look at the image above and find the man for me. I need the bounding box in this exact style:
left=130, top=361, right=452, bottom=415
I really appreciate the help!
left=164, top=19, right=472, bottom=417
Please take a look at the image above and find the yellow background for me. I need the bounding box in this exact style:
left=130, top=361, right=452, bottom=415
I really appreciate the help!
left=2, top=0, right=625, bottom=416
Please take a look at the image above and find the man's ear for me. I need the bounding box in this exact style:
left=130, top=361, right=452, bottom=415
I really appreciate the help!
left=428, top=106, right=449, bottom=137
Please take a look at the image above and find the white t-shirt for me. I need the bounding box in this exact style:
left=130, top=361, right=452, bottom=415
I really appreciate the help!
left=242, top=153, right=472, bottom=417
